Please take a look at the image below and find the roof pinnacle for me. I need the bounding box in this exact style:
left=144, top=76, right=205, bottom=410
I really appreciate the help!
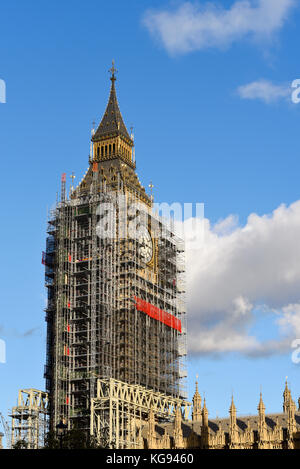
left=258, top=391, right=265, bottom=413
left=109, top=59, right=117, bottom=82
left=230, top=394, right=236, bottom=413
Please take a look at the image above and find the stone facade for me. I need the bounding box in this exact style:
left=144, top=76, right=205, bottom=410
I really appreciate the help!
left=141, top=381, right=300, bottom=449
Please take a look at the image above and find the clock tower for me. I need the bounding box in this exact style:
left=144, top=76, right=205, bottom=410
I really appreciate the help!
left=44, top=63, right=187, bottom=433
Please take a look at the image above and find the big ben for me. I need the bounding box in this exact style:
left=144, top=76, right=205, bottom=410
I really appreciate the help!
left=44, top=63, right=187, bottom=435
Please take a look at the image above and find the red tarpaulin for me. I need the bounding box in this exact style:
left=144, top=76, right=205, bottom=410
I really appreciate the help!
left=41, top=251, right=46, bottom=265
left=134, top=296, right=181, bottom=333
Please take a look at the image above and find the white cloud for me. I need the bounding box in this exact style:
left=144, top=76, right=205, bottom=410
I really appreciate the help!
left=278, top=303, right=300, bottom=337
left=237, top=79, right=291, bottom=103
left=143, top=0, right=295, bottom=55
left=183, top=200, right=300, bottom=356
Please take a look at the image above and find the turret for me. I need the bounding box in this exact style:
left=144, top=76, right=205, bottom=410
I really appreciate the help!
left=201, top=398, right=209, bottom=449
left=257, top=392, right=267, bottom=445
left=229, top=395, right=238, bottom=448
left=192, top=378, right=202, bottom=423
left=229, top=395, right=237, bottom=429
left=283, top=379, right=292, bottom=413
left=202, top=398, right=208, bottom=428
left=173, top=406, right=184, bottom=448
left=287, top=398, right=297, bottom=437
left=147, top=408, right=156, bottom=449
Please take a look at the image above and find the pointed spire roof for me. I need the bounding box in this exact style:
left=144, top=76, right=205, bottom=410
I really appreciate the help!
left=202, top=398, right=208, bottom=415
left=258, top=392, right=266, bottom=414
left=284, top=378, right=290, bottom=398
left=193, top=376, right=201, bottom=402
left=229, top=395, right=236, bottom=414
left=93, top=61, right=132, bottom=143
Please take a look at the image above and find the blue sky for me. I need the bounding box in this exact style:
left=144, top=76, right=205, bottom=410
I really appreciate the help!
left=1, top=0, right=300, bottom=441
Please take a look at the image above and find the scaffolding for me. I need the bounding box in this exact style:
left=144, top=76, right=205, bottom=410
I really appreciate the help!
left=90, top=378, right=191, bottom=449
left=45, top=171, right=187, bottom=432
left=10, top=389, right=49, bottom=449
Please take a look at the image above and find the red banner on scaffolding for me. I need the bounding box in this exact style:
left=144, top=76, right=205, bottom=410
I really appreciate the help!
left=134, top=296, right=181, bottom=333
left=41, top=251, right=46, bottom=265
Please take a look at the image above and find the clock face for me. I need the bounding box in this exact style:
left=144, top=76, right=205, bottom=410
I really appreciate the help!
left=138, top=226, right=153, bottom=263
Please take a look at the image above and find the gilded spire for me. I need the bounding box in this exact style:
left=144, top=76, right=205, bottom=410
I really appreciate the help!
left=93, top=61, right=131, bottom=143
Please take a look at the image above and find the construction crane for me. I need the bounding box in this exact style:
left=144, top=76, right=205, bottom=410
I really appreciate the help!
left=0, top=412, right=11, bottom=449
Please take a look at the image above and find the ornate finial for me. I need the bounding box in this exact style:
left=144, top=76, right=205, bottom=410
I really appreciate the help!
left=109, top=59, right=118, bottom=82
left=149, top=181, right=154, bottom=202
left=69, top=172, right=75, bottom=195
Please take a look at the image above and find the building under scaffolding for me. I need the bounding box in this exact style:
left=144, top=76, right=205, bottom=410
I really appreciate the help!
left=44, top=63, right=187, bottom=434
left=10, top=389, right=48, bottom=449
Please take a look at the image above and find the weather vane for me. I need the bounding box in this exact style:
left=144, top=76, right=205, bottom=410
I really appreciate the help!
left=109, top=60, right=118, bottom=80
